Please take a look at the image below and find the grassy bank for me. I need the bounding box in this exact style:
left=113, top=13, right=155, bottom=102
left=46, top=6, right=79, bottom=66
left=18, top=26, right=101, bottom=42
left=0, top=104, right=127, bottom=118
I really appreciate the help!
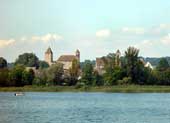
left=1, top=85, right=170, bottom=93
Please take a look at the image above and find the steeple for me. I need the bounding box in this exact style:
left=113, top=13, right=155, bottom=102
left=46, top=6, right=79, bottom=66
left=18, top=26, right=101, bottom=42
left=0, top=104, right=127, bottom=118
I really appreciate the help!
left=75, top=49, right=80, bottom=61
left=116, top=49, right=121, bottom=58
left=45, top=47, right=53, bottom=54
left=115, top=49, right=121, bottom=67
left=44, top=47, right=53, bottom=65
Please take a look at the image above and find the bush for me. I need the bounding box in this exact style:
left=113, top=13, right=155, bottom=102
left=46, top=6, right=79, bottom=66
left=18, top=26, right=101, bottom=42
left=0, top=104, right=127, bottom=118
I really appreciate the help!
left=117, top=77, right=132, bottom=85
left=75, top=82, right=85, bottom=89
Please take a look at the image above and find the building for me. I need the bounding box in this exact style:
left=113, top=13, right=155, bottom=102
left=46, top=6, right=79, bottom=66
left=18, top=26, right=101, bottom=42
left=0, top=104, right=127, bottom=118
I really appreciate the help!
left=44, top=47, right=53, bottom=66
left=44, top=47, right=80, bottom=71
left=145, top=62, right=153, bottom=69
left=95, top=57, right=106, bottom=75
left=115, top=49, right=121, bottom=67
left=95, top=49, right=122, bottom=75
left=57, top=49, right=80, bottom=70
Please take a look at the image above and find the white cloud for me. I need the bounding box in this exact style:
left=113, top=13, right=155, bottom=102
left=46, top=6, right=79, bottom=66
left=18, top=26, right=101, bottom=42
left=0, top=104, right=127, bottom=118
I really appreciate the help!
left=0, top=39, right=15, bottom=48
left=31, top=33, right=63, bottom=43
left=96, top=29, right=111, bottom=38
left=135, top=40, right=153, bottom=48
left=122, top=27, right=145, bottom=35
left=161, top=33, right=170, bottom=45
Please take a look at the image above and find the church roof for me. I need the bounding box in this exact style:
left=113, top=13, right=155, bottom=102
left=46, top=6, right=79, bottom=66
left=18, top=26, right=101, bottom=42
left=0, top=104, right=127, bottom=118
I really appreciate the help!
left=45, top=47, right=53, bottom=54
left=57, top=55, right=77, bottom=62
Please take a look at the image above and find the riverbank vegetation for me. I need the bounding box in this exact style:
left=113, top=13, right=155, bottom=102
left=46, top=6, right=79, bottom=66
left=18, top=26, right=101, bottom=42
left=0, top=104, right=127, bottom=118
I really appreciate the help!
left=1, top=47, right=170, bottom=89
left=1, top=85, right=170, bottom=93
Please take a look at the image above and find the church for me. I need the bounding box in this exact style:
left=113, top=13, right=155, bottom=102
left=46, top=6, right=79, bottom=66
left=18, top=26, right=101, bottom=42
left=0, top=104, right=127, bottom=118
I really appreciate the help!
left=44, top=47, right=80, bottom=71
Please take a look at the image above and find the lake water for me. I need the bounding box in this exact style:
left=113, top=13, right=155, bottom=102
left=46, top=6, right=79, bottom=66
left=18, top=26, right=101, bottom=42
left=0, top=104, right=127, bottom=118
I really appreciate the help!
left=0, top=92, right=170, bottom=123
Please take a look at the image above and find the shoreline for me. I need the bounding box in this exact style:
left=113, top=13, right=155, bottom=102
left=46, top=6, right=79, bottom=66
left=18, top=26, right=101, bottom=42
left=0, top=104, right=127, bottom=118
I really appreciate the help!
left=1, top=85, right=170, bottom=93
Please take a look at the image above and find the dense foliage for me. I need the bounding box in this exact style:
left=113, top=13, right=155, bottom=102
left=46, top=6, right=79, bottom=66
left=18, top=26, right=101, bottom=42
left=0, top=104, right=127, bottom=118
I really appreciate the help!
left=0, top=57, right=7, bottom=69
left=15, top=53, right=39, bottom=68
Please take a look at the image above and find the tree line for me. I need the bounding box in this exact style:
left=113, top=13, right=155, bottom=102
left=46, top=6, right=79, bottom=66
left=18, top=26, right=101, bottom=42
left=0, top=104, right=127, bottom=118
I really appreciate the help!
left=0, top=47, right=170, bottom=87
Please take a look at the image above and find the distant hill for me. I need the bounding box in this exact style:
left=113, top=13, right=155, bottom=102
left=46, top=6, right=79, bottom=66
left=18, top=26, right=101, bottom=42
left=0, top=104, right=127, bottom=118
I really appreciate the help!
left=7, top=63, right=14, bottom=69
left=144, top=57, right=170, bottom=66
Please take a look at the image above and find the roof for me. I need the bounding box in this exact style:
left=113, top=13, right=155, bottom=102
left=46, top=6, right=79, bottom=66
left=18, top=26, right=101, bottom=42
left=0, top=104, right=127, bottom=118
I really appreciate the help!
left=45, top=47, right=53, bottom=54
left=76, top=49, right=80, bottom=53
left=57, top=55, right=77, bottom=62
left=96, top=58, right=105, bottom=66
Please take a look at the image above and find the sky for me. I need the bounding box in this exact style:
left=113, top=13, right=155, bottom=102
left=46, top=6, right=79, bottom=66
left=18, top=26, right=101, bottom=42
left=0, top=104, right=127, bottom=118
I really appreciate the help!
left=1, top=0, right=170, bottom=62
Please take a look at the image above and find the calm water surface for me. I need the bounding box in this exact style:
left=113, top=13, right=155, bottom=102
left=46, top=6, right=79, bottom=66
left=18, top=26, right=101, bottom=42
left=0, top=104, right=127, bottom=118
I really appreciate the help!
left=0, top=92, right=170, bottom=123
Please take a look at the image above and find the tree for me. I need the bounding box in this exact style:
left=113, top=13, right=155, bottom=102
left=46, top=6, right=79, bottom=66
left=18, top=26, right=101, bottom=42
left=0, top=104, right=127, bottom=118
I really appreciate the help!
left=46, top=63, right=64, bottom=85
left=9, top=65, right=25, bottom=86
left=81, top=60, right=93, bottom=85
left=125, top=46, right=139, bottom=82
left=33, top=69, right=47, bottom=85
left=156, top=58, right=170, bottom=71
left=15, top=53, right=39, bottom=68
left=38, top=61, right=49, bottom=69
left=102, top=53, right=116, bottom=69
left=0, top=68, right=9, bottom=86
left=103, top=66, right=125, bottom=85
left=0, top=57, right=7, bottom=69
left=93, top=71, right=103, bottom=86
left=22, top=69, right=35, bottom=85
left=69, top=59, right=80, bottom=85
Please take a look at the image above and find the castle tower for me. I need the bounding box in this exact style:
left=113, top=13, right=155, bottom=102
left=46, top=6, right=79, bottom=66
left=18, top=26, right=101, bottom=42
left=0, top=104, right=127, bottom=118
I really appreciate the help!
left=75, top=49, right=80, bottom=61
left=45, top=47, right=53, bottom=65
left=116, top=49, right=121, bottom=58
left=115, top=49, right=121, bottom=66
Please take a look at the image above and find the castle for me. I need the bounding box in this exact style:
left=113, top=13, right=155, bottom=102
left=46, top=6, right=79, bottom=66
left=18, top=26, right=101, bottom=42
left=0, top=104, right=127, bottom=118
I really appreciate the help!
left=44, top=47, right=80, bottom=70
left=95, top=50, right=121, bottom=75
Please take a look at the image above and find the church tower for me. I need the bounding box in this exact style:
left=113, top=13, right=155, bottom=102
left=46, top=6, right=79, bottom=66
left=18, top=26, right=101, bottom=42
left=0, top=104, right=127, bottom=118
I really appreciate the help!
left=45, top=47, right=53, bottom=65
left=75, top=49, right=80, bottom=61
left=115, top=49, right=121, bottom=67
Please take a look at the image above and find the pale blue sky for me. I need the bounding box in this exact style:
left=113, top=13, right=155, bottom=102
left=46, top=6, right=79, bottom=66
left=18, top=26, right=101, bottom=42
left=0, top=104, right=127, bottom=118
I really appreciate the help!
left=0, top=0, right=170, bottom=62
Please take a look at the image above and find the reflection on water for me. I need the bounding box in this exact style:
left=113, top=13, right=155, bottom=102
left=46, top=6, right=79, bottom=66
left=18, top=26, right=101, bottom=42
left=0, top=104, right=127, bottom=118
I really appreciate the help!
left=0, top=92, right=170, bottom=123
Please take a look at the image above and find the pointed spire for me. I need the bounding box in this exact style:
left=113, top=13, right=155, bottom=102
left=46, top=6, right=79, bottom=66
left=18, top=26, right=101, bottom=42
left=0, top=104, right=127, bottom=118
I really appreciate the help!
left=45, top=47, right=53, bottom=54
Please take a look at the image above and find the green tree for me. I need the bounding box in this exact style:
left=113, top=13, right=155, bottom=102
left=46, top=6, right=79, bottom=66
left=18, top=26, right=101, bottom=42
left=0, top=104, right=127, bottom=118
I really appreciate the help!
left=93, top=71, right=103, bottom=86
left=156, top=58, right=170, bottom=71
left=125, top=46, right=139, bottom=82
left=38, top=61, right=49, bottom=69
left=33, top=69, right=47, bottom=86
left=102, top=53, right=116, bottom=69
left=0, top=57, right=7, bottom=69
left=46, top=63, right=64, bottom=85
left=103, top=66, right=125, bottom=85
left=22, top=69, right=35, bottom=85
left=81, top=60, right=93, bottom=85
left=15, top=53, right=39, bottom=68
left=9, top=65, right=25, bottom=86
left=69, top=59, right=80, bottom=85
left=0, top=68, right=10, bottom=86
